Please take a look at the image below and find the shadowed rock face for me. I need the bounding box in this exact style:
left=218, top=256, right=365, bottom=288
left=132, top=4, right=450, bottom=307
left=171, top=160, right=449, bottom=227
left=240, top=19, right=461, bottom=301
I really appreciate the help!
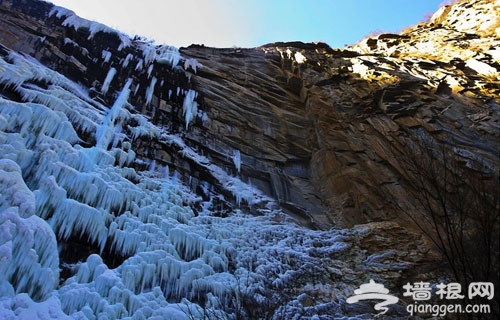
left=1, top=0, right=498, bottom=231
left=179, top=0, right=500, bottom=228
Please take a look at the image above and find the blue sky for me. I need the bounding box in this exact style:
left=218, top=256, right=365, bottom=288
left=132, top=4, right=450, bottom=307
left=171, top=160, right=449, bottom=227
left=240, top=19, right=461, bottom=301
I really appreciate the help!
left=48, top=0, right=450, bottom=48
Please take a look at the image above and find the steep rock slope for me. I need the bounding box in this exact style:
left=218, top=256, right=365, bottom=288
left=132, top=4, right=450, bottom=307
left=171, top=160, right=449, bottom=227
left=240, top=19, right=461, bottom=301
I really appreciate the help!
left=0, top=0, right=498, bottom=319
left=180, top=0, right=499, bottom=228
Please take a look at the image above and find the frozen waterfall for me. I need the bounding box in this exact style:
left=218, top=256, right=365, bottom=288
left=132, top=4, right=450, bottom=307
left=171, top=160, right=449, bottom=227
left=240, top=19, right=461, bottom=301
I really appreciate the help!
left=0, top=23, right=353, bottom=320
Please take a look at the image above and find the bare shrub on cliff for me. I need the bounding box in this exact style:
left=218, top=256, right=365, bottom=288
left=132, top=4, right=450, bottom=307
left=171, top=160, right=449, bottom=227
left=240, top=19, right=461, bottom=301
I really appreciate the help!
left=398, top=131, right=499, bottom=317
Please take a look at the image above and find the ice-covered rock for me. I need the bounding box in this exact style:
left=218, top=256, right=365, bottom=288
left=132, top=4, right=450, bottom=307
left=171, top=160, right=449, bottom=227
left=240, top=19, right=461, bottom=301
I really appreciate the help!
left=0, top=0, right=498, bottom=318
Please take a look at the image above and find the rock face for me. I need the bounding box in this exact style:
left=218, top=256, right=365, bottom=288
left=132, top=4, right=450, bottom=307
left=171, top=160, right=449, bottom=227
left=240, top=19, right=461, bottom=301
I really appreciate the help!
left=182, top=0, right=499, bottom=228
left=0, top=0, right=498, bottom=318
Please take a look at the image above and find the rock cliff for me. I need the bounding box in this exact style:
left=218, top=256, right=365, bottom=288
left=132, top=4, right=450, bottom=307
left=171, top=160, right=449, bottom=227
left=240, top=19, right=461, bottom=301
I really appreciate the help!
left=181, top=1, right=500, bottom=228
left=0, top=0, right=498, bottom=318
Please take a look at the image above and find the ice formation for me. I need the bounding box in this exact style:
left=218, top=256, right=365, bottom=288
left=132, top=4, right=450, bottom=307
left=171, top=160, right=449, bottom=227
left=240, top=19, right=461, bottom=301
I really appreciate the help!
left=122, top=53, right=133, bottom=68
left=49, top=7, right=131, bottom=49
left=182, top=89, right=198, bottom=130
left=145, top=77, right=157, bottom=106
left=232, top=149, right=241, bottom=174
left=101, top=67, right=117, bottom=95
left=102, top=50, right=112, bottom=63
left=136, top=42, right=182, bottom=72
left=0, top=20, right=362, bottom=320
left=96, top=78, right=133, bottom=150
left=184, top=58, right=201, bottom=73
left=0, top=160, right=59, bottom=301
left=156, top=45, right=181, bottom=67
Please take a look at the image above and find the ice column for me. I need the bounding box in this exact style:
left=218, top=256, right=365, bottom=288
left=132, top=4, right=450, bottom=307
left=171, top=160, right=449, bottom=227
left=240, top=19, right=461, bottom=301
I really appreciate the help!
left=182, top=89, right=198, bottom=130
left=101, top=67, right=117, bottom=95
left=145, top=77, right=157, bottom=106
left=95, top=78, right=132, bottom=150
left=232, top=150, right=241, bottom=174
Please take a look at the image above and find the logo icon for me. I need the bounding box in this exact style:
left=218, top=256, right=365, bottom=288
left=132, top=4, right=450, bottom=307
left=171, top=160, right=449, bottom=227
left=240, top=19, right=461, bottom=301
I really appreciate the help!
left=347, top=279, right=399, bottom=315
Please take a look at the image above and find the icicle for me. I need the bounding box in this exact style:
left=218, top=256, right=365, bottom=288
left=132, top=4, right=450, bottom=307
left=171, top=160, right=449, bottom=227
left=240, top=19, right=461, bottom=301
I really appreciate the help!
left=101, top=67, right=117, bottom=95
left=0, top=160, right=59, bottom=301
left=0, top=98, right=33, bottom=137
left=96, top=78, right=132, bottom=150
left=141, top=44, right=157, bottom=66
left=147, top=64, right=154, bottom=78
left=102, top=50, right=112, bottom=63
left=201, top=111, right=209, bottom=122
left=122, top=53, right=133, bottom=68
left=135, top=59, right=144, bottom=71
left=232, top=149, right=241, bottom=174
left=156, top=45, right=181, bottom=67
left=145, top=77, right=157, bottom=106
left=34, top=172, right=112, bottom=251
left=184, top=58, right=201, bottom=74
left=0, top=159, right=35, bottom=218
left=182, top=89, right=198, bottom=130
left=17, top=86, right=98, bottom=139
left=149, top=159, right=156, bottom=173
left=128, top=113, right=159, bottom=140
left=169, top=228, right=210, bottom=261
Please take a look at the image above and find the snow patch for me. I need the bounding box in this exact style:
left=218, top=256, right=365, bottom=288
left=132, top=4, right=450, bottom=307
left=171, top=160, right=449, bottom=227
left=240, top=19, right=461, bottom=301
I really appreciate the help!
left=294, top=51, right=307, bottom=64
left=465, top=58, right=498, bottom=76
